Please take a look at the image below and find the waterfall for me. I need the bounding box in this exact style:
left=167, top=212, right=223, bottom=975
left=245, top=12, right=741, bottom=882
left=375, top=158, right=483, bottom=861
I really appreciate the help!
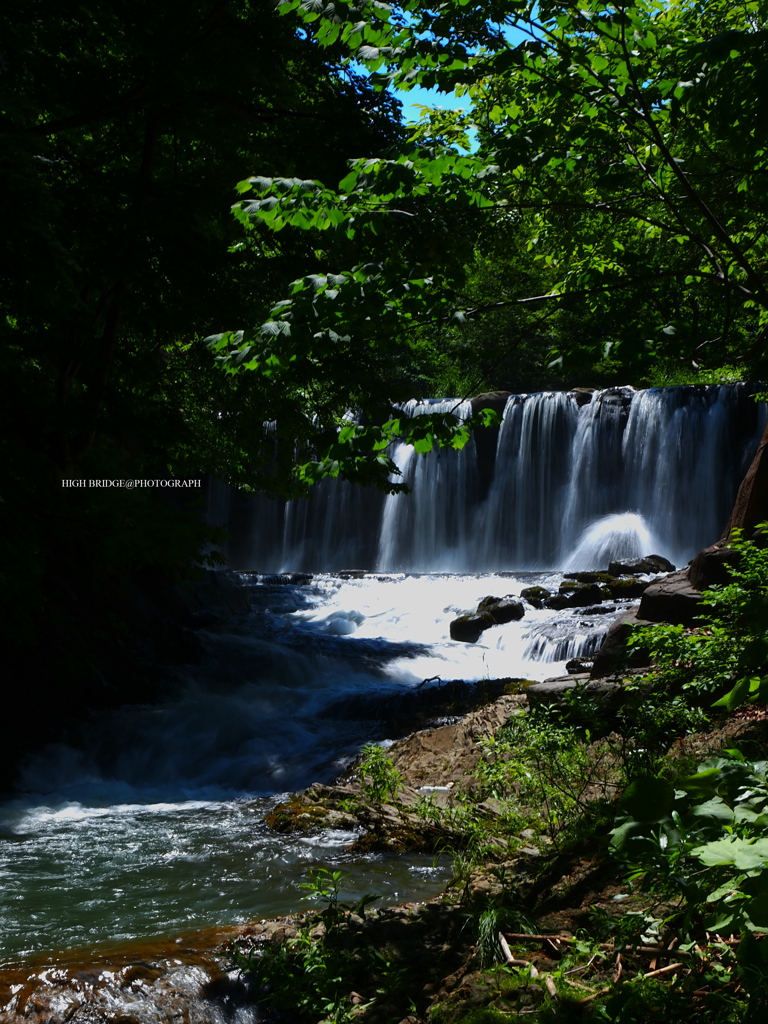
left=207, top=385, right=766, bottom=572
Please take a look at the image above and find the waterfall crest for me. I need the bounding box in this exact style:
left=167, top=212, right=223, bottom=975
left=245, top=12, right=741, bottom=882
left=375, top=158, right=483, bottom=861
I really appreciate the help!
left=208, top=385, right=766, bottom=572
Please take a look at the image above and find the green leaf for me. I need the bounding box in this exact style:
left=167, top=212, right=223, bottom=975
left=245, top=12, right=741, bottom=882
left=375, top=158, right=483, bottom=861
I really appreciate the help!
left=692, top=837, right=768, bottom=871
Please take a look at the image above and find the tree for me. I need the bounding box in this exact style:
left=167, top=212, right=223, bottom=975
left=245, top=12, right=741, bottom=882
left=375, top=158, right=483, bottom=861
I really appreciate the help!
left=215, top=0, right=768, bottom=460
left=0, top=0, right=404, bottom=786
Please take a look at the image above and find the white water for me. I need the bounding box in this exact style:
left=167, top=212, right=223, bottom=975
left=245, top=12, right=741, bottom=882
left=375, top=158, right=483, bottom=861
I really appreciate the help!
left=4, top=384, right=763, bottom=969
left=210, top=385, right=765, bottom=573
left=0, top=571, right=612, bottom=963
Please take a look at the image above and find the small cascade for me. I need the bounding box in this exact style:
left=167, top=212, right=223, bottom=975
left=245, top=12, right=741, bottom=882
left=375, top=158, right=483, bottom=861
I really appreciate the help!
left=523, top=630, right=606, bottom=664
left=563, top=512, right=654, bottom=572
left=377, top=399, right=477, bottom=571
left=478, top=391, right=579, bottom=568
left=207, top=384, right=766, bottom=572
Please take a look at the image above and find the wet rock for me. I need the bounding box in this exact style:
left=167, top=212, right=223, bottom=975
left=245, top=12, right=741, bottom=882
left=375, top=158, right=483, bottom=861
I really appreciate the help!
left=563, top=571, right=615, bottom=584
left=477, top=595, right=525, bottom=624
left=471, top=392, right=512, bottom=500
left=570, top=387, right=597, bottom=407
left=557, top=581, right=604, bottom=607
left=520, top=585, right=551, bottom=608
left=580, top=603, right=618, bottom=615
left=590, top=608, right=652, bottom=678
left=450, top=597, right=524, bottom=642
left=565, top=657, right=594, bottom=675
left=449, top=612, right=494, bottom=643
left=608, top=554, right=675, bottom=575
left=605, top=576, right=649, bottom=599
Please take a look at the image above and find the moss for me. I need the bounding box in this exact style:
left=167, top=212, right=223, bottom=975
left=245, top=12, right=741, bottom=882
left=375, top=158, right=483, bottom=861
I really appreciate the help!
left=265, top=798, right=329, bottom=833
left=607, top=577, right=649, bottom=598
left=563, top=571, right=615, bottom=585
left=521, top=586, right=551, bottom=609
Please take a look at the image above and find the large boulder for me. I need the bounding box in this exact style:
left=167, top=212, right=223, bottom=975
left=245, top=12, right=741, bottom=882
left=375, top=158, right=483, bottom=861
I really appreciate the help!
left=520, top=585, right=551, bottom=608
left=477, top=595, right=525, bottom=624
left=608, top=554, right=675, bottom=575
left=687, top=543, right=741, bottom=591
left=450, top=595, right=524, bottom=642
left=449, top=612, right=495, bottom=643
left=637, top=569, right=703, bottom=626
left=590, top=608, right=652, bottom=678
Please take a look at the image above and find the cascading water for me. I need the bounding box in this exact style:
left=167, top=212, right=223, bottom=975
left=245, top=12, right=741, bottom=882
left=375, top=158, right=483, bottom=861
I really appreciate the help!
left=3, top=384, right=765, bottom=1014
left=208, top=384, right=765, bottom=573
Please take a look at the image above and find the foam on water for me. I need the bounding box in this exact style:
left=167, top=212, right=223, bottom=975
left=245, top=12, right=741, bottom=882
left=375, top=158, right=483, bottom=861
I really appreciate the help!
left=1, top=571, right=612, bottom=960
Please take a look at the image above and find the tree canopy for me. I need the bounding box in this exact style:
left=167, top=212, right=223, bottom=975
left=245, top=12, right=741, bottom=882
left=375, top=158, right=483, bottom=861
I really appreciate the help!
left=0, top=0, right=404, bottom=760
left=215, top=0, right=768, bottom=455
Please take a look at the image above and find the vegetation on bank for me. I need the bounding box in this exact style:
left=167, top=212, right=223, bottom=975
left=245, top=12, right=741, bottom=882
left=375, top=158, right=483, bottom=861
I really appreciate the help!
left=231, top=531, right=768, bottom=1024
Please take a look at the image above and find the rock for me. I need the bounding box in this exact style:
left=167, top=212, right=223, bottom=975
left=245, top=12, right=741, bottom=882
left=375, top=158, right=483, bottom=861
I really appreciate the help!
left=608, top=554, right=675, bottom=575
left=470, top=391, right=512, bottom=501
left=557, top=581, right=604, bottom=607
left=565, top=657, right=594, bottom=675
left=637, top=569, right=703, bottom=626
left=477, top=595, right=525, bottom=624
left=527, top=675, right=624, bottom=709
left=543, top=594, right=570, bottom=610
left=590, top=608, right=652, bottom=678
left=449, top=612, right=494, bottom=643
left=451, top=597, right=524, bottom=641
left=520, top=585, right=551, bottom=608
left=563, top=571, right=615, bottom=584
left=687, top=542, right=741, bottom=590
left=605, top=576, right=650, bottom=599
left=525, top=676, right=581, bottom=704
left=570, top=387, right=597, bottom=407
left=720, top=419, right=768, bottom=542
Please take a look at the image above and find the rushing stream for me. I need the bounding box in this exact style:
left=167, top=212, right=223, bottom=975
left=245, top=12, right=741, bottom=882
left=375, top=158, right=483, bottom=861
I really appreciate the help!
left=2, top=384, right=765, bottom=1018
left=1, top=571, right=602, bottom=966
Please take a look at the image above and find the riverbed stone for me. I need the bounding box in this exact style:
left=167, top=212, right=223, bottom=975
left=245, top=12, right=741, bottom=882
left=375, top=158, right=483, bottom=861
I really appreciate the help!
left=449, top=612, right=494, bottom=643
left=608, top=554, right=675, bottom=575
left=477, top=595, right=525, bottom=623
left=605, top=576, right=650, bottom=599
left=557, top=581, right=604, bottom=607
left=520, top=585, right=551, bottom=608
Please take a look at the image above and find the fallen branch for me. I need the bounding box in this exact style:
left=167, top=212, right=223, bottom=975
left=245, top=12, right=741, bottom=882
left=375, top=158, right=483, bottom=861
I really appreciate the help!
left=641, top=962, right=685, bottom=980
left=564, top=977, right=597, bottom=992
left=499, top=932, right=536, bottom=971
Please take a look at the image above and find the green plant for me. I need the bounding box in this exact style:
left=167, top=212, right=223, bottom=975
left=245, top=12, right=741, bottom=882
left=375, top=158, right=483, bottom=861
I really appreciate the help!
left=300, top=868, right=379, bottom=931
left=232, top=869, right=382, bottom=1023
left=473, top=707, right=617, bottom=849
left=611, top=753, right=768, bottom=1017
left=628, top=527, right=768, bottom=712
left=358, top=743, right=403, bottom=804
